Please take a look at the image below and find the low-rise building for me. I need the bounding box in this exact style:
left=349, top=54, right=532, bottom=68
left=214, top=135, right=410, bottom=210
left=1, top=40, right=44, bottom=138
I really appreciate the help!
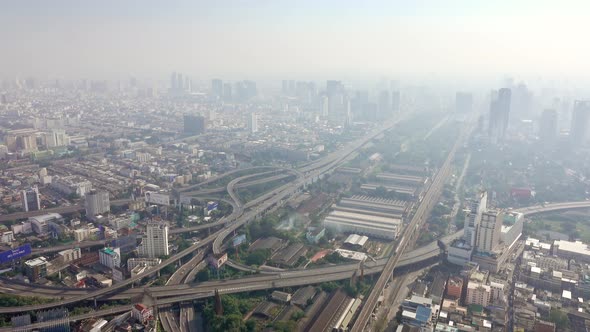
left=58, top=248, right=81, bottom=263
left=553, top=240, right=590, bottom=263
left=446, top=276, right=464, bottom=299
left=24, top=257, right=48, bottom=282
left=99, top=247, right=121, bottom=269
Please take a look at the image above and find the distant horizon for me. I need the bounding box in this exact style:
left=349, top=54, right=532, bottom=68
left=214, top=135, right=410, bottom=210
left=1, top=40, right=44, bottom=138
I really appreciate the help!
left=2, top=0, right=590, bottom=84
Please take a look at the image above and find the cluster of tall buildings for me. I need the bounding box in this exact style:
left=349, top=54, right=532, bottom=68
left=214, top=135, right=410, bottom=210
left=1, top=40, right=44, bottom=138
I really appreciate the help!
left=211, top=79, right=257, bottom=102
left=448, top=191, right=524, bottom=273
left=169, top=72, right=192, bottom=94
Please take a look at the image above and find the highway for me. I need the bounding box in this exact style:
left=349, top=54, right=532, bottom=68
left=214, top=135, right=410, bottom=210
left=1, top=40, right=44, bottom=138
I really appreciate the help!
left=4, top=198, right=589, bottom=300
left=351, top=119, right=472, bottom=332
left=0, top=199, right=589, bottom=330
left=4, top=107, right=590, bottom=329
left=0, top=115, right=404, bottom=318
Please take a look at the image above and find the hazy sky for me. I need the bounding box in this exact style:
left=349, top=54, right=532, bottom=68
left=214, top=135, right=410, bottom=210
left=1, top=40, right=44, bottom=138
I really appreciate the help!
left=2, top=0, right=590, bottom=81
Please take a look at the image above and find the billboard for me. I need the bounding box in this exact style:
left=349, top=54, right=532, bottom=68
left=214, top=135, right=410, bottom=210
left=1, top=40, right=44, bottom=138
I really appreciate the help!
left=145, top=192, right=170, bottom=206
left=207, top=201, right=219, bottom=212
left=0, top=244, right=32, bottom=264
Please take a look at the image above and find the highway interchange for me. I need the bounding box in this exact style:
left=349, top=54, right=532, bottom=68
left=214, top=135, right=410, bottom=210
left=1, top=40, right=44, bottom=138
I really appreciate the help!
left=2, top=112, right=590, bottom=330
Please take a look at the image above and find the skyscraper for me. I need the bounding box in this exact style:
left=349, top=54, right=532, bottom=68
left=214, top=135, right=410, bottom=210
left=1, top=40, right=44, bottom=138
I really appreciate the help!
left=455, top=92, right=473, bottom=113
left=488, top=88, right=511, bottom=144
left=476, top=210, right=502, bottom=253
left=21, top=187, right=41, bottom=212
left=539, top=109, right=558, bottom=142
left=391, top=91, right=400, bottom=113
left=247, top=112, right=258, bottom=133
left=570, top=101, right=590, bottom=145
left=139, top=221, right=169, bottom=258
left=320, top=95, right=329, bottom=118
left=212, top=79, right=223, bottom=97
left=378, top=90, right=391, bottom=120
left=463, top=191, right=488, bottom=248
left=170, top=72, right=178, bottom=91
left=85, top=190, right=110, bottom=216
left=223, top=83, right=232, bottom=101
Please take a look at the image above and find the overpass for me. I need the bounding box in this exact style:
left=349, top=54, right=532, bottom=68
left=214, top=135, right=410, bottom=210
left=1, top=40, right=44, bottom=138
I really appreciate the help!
left=0, top=200, right=588, bottom=329
left=0, top=115, right=405, bottom=316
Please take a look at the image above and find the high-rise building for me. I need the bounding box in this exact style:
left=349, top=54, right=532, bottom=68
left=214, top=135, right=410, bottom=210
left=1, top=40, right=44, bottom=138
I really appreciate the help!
left=488, top=88, right=511, bottom=144
left=570, top=100, right=590, bottom=145
left=183, top=115, right=206, bottom=135
left=43, top=130, right=69, bottom=148
left=139, top=221, right=169, bottom=258
left=247, top=112, right=258, bottom=133
left=378, top=90, right=391, bottom=120
left=455, top=92, right=473, bottom=113
left=177, top=73, right=184, bottom=91
left=85, top=190, right=110, bottom=216
left=466, top=281, right=491, bottom=307
left=5, top=128, right=38, bottom=152
left=212, top=79, right=223, bottom=97
left=170, top=72, right=178, bottom=91
left=223, top=83, right=232, bottom=101
left=539, top=109, right=558, bottom=142
left=320, top=95, right=329, bottom=118
left=391, top=91, right=400, bottom=113
left=21, top=187, right=41, bottom=212
left=463, top=191, right=488, bottom=247
left=477, top=210, right=502, bottom=253
left=326, top=80, right=343, bottom=97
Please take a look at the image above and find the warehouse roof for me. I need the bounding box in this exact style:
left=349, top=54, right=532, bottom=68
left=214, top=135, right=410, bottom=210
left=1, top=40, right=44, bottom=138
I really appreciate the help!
left=344, top=234, right=369, bottom=247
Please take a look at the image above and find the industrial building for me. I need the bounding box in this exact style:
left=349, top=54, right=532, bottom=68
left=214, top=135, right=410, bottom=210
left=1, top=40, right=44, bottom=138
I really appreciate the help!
left=336, top=195, right=408, bottom=217
left=324, top=209, right=400, bottom=240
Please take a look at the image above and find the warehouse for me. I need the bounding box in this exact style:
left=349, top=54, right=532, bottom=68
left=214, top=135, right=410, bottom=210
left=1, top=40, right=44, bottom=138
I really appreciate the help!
left=338, top=195, right=408, bottom=215
left=324, top=210, right=400, bottom=240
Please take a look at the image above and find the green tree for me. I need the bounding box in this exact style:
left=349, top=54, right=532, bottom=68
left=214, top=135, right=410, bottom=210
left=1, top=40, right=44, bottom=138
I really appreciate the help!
left=549, top=308, right=570, bottom=329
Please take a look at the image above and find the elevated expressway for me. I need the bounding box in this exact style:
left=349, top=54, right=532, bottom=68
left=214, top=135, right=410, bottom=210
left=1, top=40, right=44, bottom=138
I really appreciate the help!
left=0, top=116, right=404, bottom=318
left=0, top=201, right=588, bottom=331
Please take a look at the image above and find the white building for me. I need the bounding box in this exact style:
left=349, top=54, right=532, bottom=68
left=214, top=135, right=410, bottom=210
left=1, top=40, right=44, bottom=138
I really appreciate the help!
left=138, top=221, right=169, bottom=258
left=99, top=247, right=121, bottom=269
left=29, top=213, right=62, bottom=235
left=58, top=248, right=81, bottom=263
left=464, top=191, right=488, bottom=247
left=553, top=240, right=590, bottom=263
left=85, top=190, right=110, bottom=216
left=51, top=176, right=92, bottom=197
left=477, top=210, right=502, bottom=254
left=21, top=186, right=41, bottom=212
left=74, top=226, right=100, bottom=242
left=466, top=281, right=491, bottom=307
left=501, top=211, right=524, bottom=249
left=247, top=112, right=258, bottom=133
left=324, top=210, right=400, bottom=240
left=127, top=258, right=162, bottom=272
left=0, top=231, right=14, bottom=244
